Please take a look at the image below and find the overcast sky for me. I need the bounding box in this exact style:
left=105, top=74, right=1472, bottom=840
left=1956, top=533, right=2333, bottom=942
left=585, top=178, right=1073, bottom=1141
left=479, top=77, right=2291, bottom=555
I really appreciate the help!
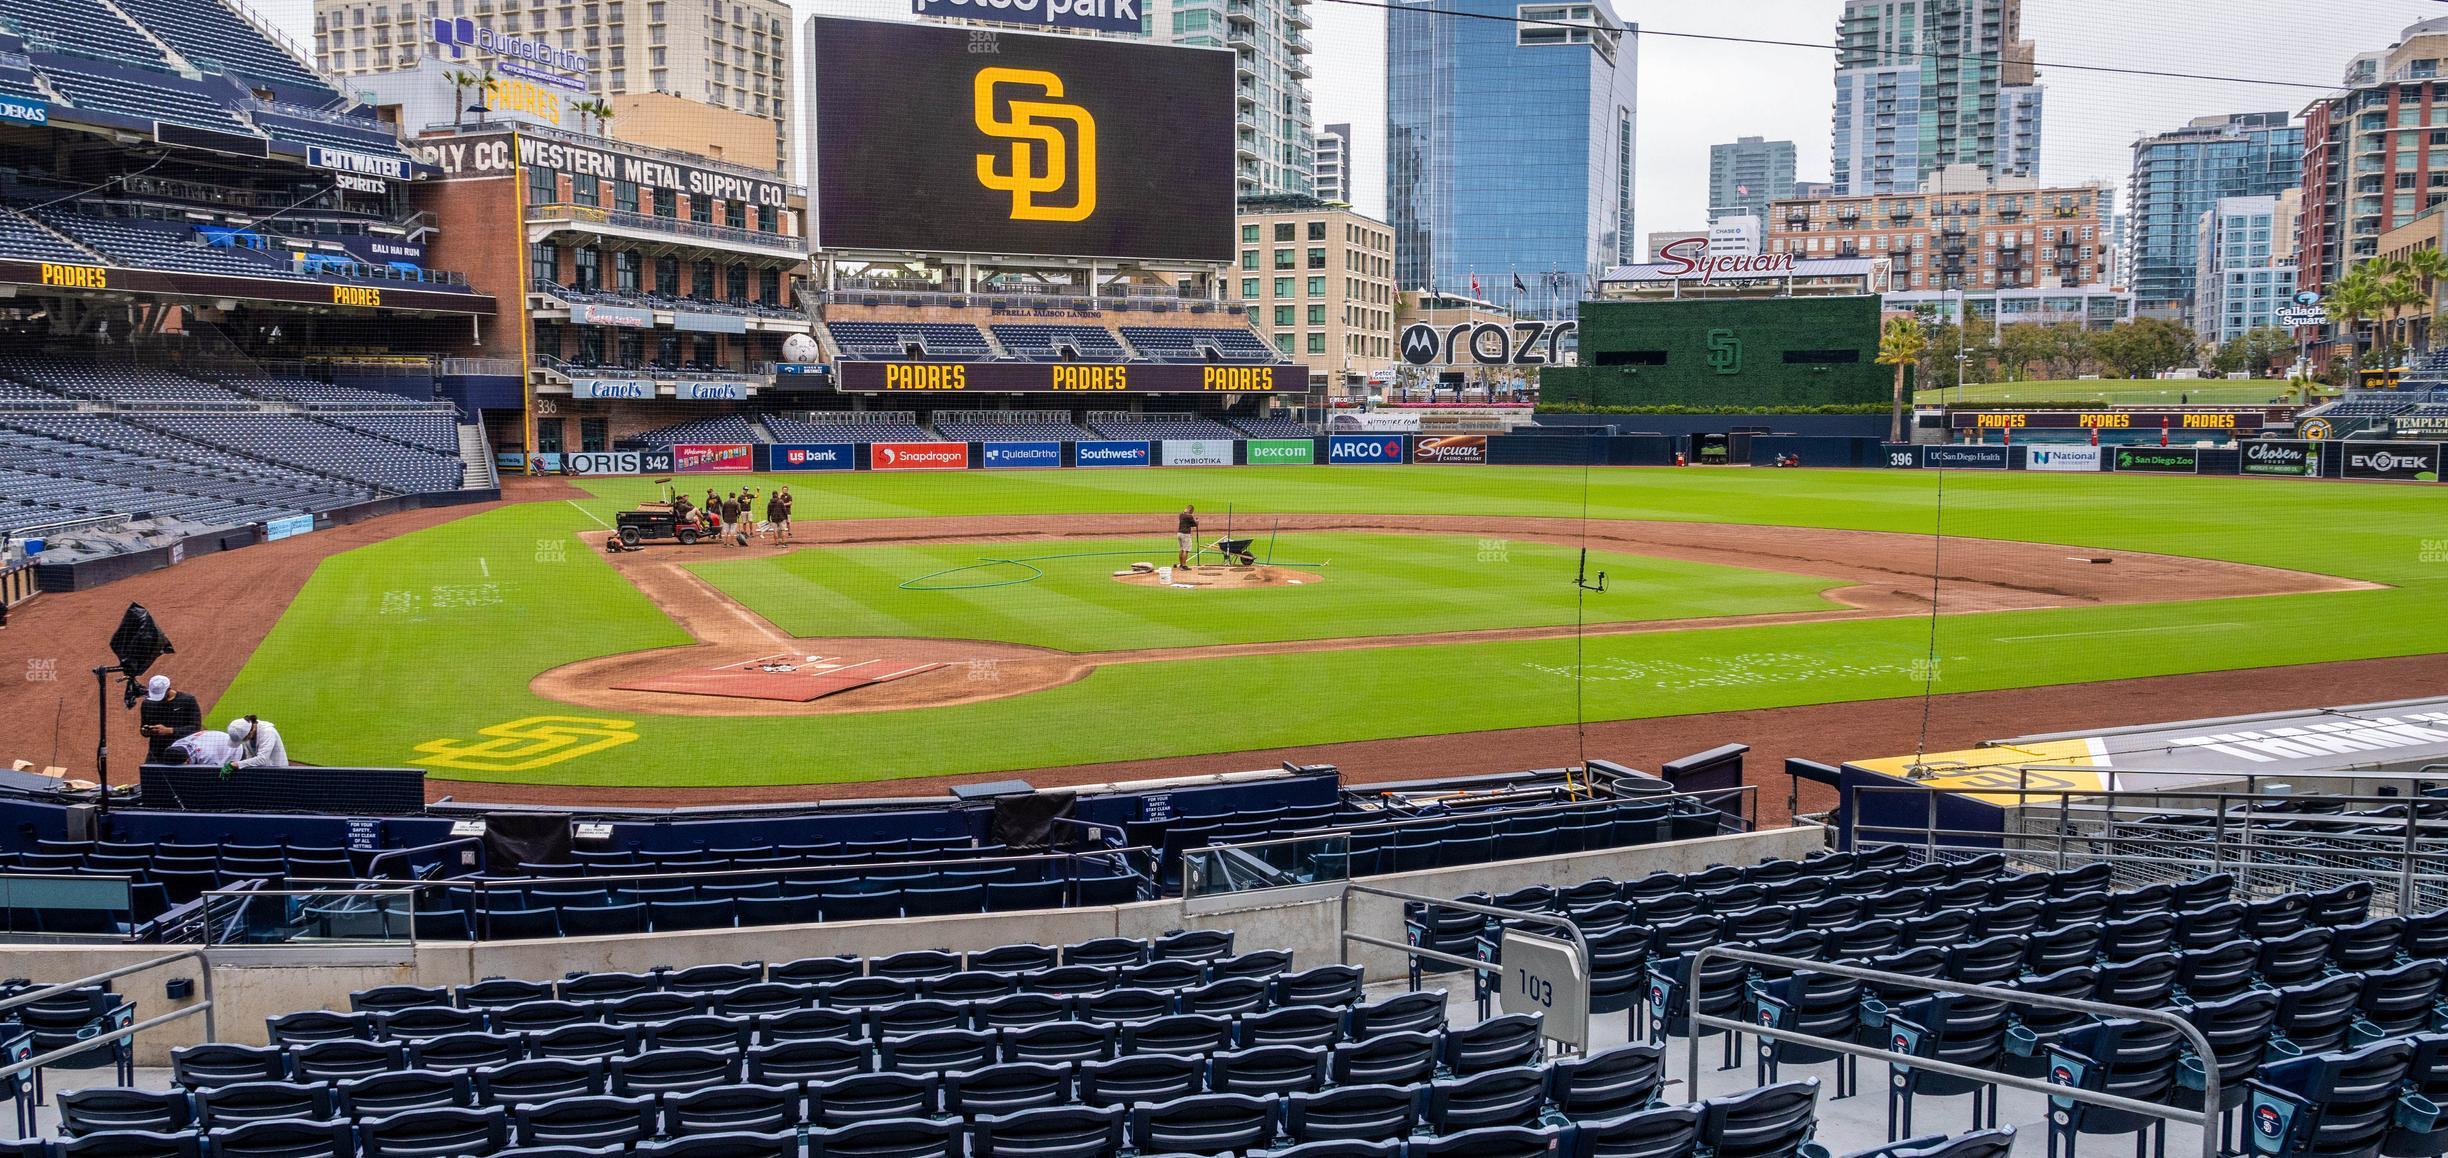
left=270, top=0, right=2448, bottom=233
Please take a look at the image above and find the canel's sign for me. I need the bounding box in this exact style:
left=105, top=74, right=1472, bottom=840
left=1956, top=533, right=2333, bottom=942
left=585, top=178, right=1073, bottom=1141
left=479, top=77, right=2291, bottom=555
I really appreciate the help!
left=1655, top=237, right=1798, bottom=284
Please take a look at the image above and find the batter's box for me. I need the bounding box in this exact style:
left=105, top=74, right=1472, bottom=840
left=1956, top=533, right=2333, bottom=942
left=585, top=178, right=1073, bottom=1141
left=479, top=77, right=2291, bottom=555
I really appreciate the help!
left=613, top=652, right=947, bottom=702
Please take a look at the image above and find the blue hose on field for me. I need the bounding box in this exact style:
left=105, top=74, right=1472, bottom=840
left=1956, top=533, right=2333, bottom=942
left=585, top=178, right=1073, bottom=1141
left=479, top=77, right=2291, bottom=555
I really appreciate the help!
left=899, top=545, right=1329, bottom=591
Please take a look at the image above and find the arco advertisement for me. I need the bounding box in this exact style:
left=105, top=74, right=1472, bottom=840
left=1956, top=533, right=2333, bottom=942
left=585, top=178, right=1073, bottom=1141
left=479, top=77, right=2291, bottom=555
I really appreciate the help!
left=870, top=442, right=972, bottom=470
left=1327, top=434, right=1407, bottom=464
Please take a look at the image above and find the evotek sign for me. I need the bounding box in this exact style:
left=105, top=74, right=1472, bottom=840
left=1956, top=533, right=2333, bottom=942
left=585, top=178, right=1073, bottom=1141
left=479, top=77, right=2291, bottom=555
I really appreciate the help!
left=2343, top=443, right=2440, bottom=481
left=975, top=68, right=1095, bottom=222
left=1654, top=237, right=1798, bottom=283
left=1399, top=320, right=1577, bottom=367
left=915, top=0, right=1143, bottom=35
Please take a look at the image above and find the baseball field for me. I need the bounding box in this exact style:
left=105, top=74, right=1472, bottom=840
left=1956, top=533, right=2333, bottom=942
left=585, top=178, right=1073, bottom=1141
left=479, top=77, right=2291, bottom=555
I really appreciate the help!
left=183, top=466, right=2447, bottom=793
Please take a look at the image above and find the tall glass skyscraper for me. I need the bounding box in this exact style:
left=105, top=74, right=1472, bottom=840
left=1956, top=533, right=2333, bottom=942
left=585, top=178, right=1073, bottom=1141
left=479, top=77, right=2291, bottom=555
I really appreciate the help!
left=2125, top=112, right=2302, bottom=322
left=1385, top=0, right=1638, bottom=316
left=1831, top=0, right=2040, bottom=196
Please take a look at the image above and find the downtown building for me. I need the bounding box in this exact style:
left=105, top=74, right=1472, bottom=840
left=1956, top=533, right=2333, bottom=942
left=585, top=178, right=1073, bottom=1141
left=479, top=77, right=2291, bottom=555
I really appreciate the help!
left=1771, top=164, right=2130, bottom=330
left=1386, top=0, right=1638, bottom=318
left=314, top=0, right=793, bottom=171
left=1314, top=123, right=1351, bottom=203
left=2194, top=192, right=2301, bottom=344
left=2299, top=19, right=2448, bottom=296
left=1232, top=196, right=1397, bottom=391
left=1142, top=0, right=1318, bottom=197
left=2124, top=112, right=2302, bottom=324
left=1831, top=0, right=2040, bottom=196
left=1709, top=136, right=1797, bottom=222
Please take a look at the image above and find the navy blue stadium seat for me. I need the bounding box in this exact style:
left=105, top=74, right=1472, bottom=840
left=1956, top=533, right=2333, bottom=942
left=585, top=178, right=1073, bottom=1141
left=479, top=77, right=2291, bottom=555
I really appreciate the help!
left=513, top=1094, right=658, bottom=1150
left=206, top=1117, right=353, bottom=1158
left=810, top=1073, right=938, bottom=1126
left=360, top=1104, right=513, bottom=1158
left=969, top=1104, right=1127, bottom=1158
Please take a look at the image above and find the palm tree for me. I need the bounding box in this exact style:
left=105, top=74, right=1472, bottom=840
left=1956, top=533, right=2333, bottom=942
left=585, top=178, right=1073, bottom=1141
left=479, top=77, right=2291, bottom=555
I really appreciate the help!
left=2325, top=264, right=2387, bottom=367
left=1878, top=315, right=1928, bottom=443
left=444, top=68, right=486, bottom=126
left=2402, top=246, right=2448, bottom=353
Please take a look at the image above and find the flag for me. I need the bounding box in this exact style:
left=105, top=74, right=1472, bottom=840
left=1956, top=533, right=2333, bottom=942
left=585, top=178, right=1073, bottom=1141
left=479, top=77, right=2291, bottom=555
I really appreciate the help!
left=1469, top=273, right=1480, bottom=296
left=1513, top=273, right=1528, bottom=294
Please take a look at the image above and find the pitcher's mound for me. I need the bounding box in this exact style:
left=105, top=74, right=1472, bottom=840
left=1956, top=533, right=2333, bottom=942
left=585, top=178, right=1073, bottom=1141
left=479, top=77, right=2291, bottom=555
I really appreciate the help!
left=1113, top=565, right=1323, bottom=590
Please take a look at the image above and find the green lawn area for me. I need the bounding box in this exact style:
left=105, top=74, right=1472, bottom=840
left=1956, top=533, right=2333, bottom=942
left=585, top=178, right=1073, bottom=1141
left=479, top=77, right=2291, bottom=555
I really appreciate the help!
left=215, top=468, right=2448, bottom=786
left=687, top=533, right=1843, bottom=652
left=1915, top=379, right=2304, bottom=406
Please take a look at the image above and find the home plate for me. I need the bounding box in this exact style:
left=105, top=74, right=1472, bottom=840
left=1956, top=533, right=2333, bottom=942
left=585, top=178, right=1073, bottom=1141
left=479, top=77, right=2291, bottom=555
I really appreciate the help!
left=613, top=652, right=947, bottom=702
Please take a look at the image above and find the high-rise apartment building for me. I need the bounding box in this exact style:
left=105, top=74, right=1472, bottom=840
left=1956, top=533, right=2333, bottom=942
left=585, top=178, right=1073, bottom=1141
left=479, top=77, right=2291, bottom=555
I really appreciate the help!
left=1315, top=123, right=1351, bottom=204
left=1708, top=136, right=1797, bottom=222
left=1831, top=0, right=2040, bottom=196
left=2299, top=18, right=2448, bottom=293
left=1231, top=197, right=1396, bottom=390
left=1770, top=164, right=2110, bottom=293
left=1386, top=0, right=1637, bottom=316
left=1142, top=0, right=1317, bottom=198
left=2125, top=112, right=2302, bottom=322
left=2194, top=192, right=2301, bottom=344
left=314, top=0, right=792, bottom=171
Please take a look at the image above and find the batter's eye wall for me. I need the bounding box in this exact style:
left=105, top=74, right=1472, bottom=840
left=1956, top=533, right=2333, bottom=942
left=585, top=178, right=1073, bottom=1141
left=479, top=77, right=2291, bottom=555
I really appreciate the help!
left=1542, top=296, right=1889, bottom=409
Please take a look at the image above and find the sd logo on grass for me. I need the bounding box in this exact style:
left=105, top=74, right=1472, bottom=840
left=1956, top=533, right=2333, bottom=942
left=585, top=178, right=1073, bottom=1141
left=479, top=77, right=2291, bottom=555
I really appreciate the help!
left=415, top=715, right=639, bottom=772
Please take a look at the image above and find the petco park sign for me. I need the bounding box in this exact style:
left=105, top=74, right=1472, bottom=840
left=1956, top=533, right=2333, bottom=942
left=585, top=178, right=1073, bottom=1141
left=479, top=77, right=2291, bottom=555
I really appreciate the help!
left=1655, top=237, right=1797, bottom=284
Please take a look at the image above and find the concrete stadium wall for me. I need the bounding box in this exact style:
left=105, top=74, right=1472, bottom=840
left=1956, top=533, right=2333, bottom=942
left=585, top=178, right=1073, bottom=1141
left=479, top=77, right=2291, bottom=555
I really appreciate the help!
left=0, top=825, right=1823, bottom=1063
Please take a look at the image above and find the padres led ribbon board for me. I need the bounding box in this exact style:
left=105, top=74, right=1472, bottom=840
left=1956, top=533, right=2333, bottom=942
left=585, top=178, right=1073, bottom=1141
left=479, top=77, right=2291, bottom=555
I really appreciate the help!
left=809, top=15, right=1233, bottom=262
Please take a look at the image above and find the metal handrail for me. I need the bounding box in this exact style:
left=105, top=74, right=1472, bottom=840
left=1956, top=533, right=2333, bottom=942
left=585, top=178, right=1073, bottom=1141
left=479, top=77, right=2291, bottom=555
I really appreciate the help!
left=1342, top=882, right=1592, bottom=1048
left=198, top=887, right=420, bottom=946
left=0, top=949, right=215, bottom=1084
left=1685, top=945, right=2220, bottom=1158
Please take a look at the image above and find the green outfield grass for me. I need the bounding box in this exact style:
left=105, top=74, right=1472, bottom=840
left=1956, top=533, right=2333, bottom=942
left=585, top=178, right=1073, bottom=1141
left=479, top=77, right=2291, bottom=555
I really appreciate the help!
left=687, top=533, right=1843, bottom=652
left=1915, top=379, right=2304, bottom=406
left=213, top=468, right=2448, bottom=786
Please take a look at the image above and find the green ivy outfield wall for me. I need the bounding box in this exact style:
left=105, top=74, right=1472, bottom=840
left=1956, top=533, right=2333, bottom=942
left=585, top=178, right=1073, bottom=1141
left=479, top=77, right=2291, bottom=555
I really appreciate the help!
left=1543, top=295, right=1890, bottom=409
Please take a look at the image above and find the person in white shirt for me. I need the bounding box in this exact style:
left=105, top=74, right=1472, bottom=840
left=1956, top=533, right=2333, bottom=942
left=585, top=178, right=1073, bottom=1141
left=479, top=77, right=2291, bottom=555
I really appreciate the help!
left=224, top=716, right=287, bottom=768
left=165, top=729, right=235, bottom=768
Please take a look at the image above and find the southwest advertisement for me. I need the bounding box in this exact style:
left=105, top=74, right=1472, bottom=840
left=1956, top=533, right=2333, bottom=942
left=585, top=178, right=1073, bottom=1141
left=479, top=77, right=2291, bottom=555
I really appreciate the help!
left=809, top=16, right=1234, bottom=262
left=1073, top=440, right=1151, bottom=467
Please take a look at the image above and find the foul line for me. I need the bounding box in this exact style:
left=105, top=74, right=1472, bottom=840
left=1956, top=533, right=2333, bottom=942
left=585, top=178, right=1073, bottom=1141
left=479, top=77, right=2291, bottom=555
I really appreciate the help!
left=1996, top=622, right=2246, bottom=643
left=566, top=500, right=612, bottom=529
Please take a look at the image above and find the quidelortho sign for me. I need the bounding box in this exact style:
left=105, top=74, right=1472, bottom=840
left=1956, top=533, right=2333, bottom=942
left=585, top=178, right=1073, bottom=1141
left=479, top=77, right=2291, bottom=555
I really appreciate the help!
left=1245, top=439, right=1315, bottom=465
left=980, top=442, right=1062, bottom=469
left=2241, top=440, right=2315, bottom=477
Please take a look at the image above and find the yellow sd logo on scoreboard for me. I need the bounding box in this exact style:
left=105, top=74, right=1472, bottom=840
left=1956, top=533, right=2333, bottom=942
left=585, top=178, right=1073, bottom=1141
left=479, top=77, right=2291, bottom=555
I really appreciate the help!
left=973, top=67, right=1096, bottom=223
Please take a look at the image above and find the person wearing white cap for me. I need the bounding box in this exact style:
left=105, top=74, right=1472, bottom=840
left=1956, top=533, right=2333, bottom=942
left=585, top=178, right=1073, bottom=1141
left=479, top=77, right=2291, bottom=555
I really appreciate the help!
left=136, top=674, right=201, bottom=764
left=223, top=715, right=288, bottom=769
left=165, top=729, right=235, bottom=769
